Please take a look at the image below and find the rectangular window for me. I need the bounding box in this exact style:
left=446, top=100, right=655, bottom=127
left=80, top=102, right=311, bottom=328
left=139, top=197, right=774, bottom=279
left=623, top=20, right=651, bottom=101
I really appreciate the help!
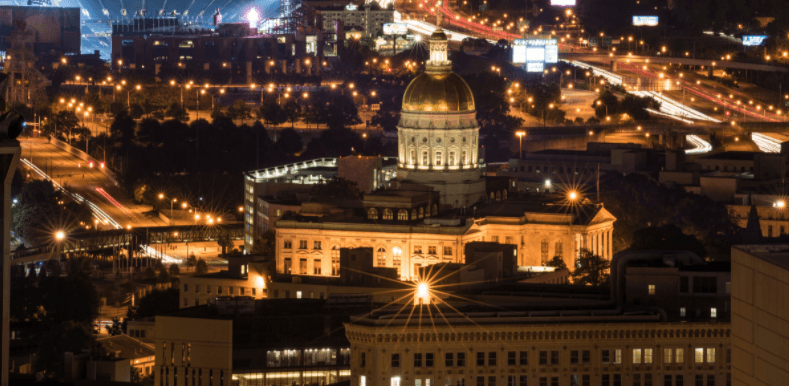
left=314, top=259, right=322, bottom=275
left=183, top=298, right=188, bottom=307
left=706, top=348, right=716, bottom=363
left=663, top=348, right=672, bottom=363
left=519, top=351, right=528, bottom=365
left=444, top=246, right=453, bottom=256
left=695, top=375, right=703, bottom=386
left=679, top=276, right=689, bottom=292
left=184, top=284, right=189, bottom=292
left=695, top=348, right=704, bottom=363
left=195, top=284, right=200, bottom=293
left=519, top=376, right=527, bottom=386
left=207, top=286, right=212, bottom=294
left=539, top=351, right=547, bottom=365
left=648, top=284, right=656, bottom=295
left=392, top=353, right=400, bottom=367
left=488, top=376, right=496, bottom=386
left=457, top=352, right=465, bottom=367
left=217, top=286, right=223, bottom=295
left=477, top=377, right=484, bottom=386
left=284, top=258, right=292, bottom=274
left=582, top=350, right=590, bottom=364
left=508, top=376, right=516, bottom=386
left=633, top=349, right=642, bottom=364
left=426, top=353, right=434, bottom=367
left=284, top=240, right=292, bottom=249
left=507, top=351, right=516, bottom=366
left=633, top=374, right=641, bottom=386
left=550, top=351, right=559, bottom=365
left=429, top=246, right=437, bottom=255
left=644, top=348, right=653, bottom=364
left=299, top=240, right=308, bottom=249
left=570, top=350, right=579, bottom=364
left=299, top=259, right=307, bottom=274
left=488, top=352, right=496, bottom=366
left=361, top=352, right=366, bottom=367
left=477, top=352, right=485, bottom=366
left=314, top=241, right=322, bottom=249
left=711, top=307, right=718, bottom=318
left=361, top=376, right=367, bottom=386
left=676, top=348, right=684, bottom=364
left=415, top=245, right=423, bottom=254
left=492, top=236, right=499, bottom=243
left=414, top=353, right=423, bottom=367
left=680, top=307, right=686, bottom=318
left=445, top=353, right=454, bottom=367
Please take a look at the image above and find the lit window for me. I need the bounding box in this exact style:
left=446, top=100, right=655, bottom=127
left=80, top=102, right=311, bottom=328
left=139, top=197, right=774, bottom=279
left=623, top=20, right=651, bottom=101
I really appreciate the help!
left=648, top=284, right=655, bottom=295
left=706, top=348, right=716, bottom=363
left=695, top=348, right=704, bottom=363
left=680, top=307, right=686, bottom=318
left=361, top=376, right=366, bottom=386
left=632, top=349, right=642, bottom=364
left=644, top=348, right=653, bottom=364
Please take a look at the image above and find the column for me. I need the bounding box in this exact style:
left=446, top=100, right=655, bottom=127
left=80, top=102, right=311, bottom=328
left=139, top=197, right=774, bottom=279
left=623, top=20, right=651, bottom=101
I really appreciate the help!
left=608, top=230, right=613, bottom=260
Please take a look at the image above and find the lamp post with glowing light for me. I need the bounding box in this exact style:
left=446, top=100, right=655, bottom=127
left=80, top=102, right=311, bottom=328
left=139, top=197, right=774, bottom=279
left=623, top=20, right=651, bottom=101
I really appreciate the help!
left=516, top=131, right=525, bottom=159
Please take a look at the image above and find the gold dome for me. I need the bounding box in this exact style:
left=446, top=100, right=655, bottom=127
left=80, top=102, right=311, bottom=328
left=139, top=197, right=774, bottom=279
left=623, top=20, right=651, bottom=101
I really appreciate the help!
left=402, top=72, right=475, bottom=113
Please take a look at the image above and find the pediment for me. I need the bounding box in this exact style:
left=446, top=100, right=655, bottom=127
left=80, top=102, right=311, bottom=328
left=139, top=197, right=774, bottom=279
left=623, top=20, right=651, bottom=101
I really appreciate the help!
left=586, top=207, right=617, bottom=226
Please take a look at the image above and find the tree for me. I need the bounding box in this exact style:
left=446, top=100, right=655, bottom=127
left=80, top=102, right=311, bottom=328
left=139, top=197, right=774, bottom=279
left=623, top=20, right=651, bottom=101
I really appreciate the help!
left=229, top=99, right=252, bottom=124
left=35, top=321, right=97, bottom=378
left=630, top=225, right=708, bottom=258
left=546, top=256, right=567, bottom=270
left=186, top=254, right=197, bottom=272
left=258, top=99, right=287, bottom=127
left=105, top=317, right=123, bottom=336
left=165, top=102, right=189, bottom=122
left=317, top=92, right=362, bottom=129
left=195, top=258, right=208, bottom=275
left=144, top=266, right=156, bottom=280
left=283, top=99, right=302, bottom=129
left=217, top=232, right=234, bottom=256
left=571, top=249, right=610, bottom=287
left=276, top=128, right=303, bottom=155
left=168, top=263, right=180, bottom=276
left=126, top=288, right=180, bottom=319
left=157, top=268, right=171, bottom=283
left=251, top=230, right=276, bottom=259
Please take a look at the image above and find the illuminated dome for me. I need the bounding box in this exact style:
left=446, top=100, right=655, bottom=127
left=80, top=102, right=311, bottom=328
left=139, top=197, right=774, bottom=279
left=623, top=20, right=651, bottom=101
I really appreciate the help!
left=402, top=72, right=475, bottom=112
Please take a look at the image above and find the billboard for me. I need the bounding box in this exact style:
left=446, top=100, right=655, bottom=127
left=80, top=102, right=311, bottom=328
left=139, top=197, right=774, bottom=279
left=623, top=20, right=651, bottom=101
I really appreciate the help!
left=550, top=0, right=576, bottom=5
left=383, top=23, right=408, bottom=35
left=742, top=35, right=768, bottom=46
left=588, top=37, right=598, bottom=47
left=527, top=62, right=544, bottom=72
left=632, top=16, right=658, bottom=26
left=512, top=38, right=558, bottom=64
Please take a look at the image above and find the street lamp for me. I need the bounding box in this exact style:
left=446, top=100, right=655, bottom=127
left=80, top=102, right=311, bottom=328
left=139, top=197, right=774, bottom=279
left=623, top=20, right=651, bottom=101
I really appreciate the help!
left=516, top=131, right=525, bottom=159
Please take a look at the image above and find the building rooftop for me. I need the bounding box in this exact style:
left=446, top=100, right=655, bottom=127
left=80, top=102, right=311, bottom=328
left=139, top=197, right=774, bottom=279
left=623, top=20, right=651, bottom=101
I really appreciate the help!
left=96, top=335, right=155, bottom=360
left=734, top=245, right=789, bottom=271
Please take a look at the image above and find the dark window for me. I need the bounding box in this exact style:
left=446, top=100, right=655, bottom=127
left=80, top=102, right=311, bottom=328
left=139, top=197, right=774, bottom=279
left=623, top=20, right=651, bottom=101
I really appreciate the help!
left=664, top=375, right=672, bottom=386
left=477, top=352, right=485, bottom=366
left=570, top=350, right=579, bottom=364
left=550, top=350, right=559, bottom=365
left=489, top=376, right=496, bottom=386
left=446, top=353, right=454, bottom=367
left=676, top=375, right=683, bottom=386
left=539, top=351, right=547, bottom=365
left=614, top=374, right=622, bottom=386
left=426, top=353, right=434, bottom=367
left=507, top=351, right=516, bottom=366
left=488, top=352, right=497, bottom=366
left=693, top=277, right=717, bottom=293
left=633, top=374, right=641, bottom=386
left=520, top=351, right=528, bottom=365
left=695, top=375, right=703, bottom=386
left=360, top=352, right=366, bottom=367
left=519, top=376, right=528, bottom=386
left=582, top=350, right=590, bottom=364
left=680, top=276, right=689, bottom=293
left=477, top=377, right=485, bottom=386
left=457, top=352, right=466, bottom=366
left=391, top=353, right=399, bottom=368
left=414, top=353, right=422, bottom=367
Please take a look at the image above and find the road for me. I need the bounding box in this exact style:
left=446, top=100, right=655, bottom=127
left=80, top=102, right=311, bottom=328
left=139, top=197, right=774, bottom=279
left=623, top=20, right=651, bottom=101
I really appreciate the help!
left=20, top=137, right=167, bottom=230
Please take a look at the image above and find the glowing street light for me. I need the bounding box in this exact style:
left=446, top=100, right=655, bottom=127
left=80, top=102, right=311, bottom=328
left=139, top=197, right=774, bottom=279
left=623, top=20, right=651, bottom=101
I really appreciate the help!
left=568, top=191, right=578, bottom=201
left=776, top=200, right=786, bottom=209
left=55, top=231, right=65, bottom=241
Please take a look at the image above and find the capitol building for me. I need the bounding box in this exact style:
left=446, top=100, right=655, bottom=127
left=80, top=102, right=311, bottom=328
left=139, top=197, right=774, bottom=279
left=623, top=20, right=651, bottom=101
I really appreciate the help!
left=265, top=26, right=616, bottom=280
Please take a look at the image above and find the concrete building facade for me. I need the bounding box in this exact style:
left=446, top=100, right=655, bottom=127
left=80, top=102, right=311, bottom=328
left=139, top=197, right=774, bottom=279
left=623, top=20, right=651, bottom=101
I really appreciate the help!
left=731, top=245, right=789, bottom=386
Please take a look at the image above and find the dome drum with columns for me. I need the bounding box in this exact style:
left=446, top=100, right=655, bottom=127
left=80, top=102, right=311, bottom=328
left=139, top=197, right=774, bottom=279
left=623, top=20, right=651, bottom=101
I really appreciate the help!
left=396, top=24, right=486, bottom=209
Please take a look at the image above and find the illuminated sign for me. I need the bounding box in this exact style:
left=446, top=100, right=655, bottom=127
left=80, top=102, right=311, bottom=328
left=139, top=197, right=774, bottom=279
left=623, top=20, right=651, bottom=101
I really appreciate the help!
left=526, top=62, right=544, bottom=72
left=345, top=4, right=357, bottom=10
left=383, top=23, right=408, bottom=35
left=550, top=0, right=576, bottom=5
left=512, top=39, right=558, bottom=64
left=633, top=16, right=658, bottom=26
left=743, top=35, right=768, bottom=46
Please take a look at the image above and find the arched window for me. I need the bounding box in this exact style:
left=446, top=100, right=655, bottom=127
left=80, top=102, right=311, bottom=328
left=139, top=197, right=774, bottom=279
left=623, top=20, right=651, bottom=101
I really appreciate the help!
left=376, top=247, right=387, bottom=267
left=412, top=209, right=417, bottom=219
left=541, top=239, right=549, bottom=264
left=398, top=209, right=409, bottom=220
left=418, top=207, right=424, bottom=219
left=502, top=190, right=508, bottom=200
left=331, top=246, right=341, bottom=276
left=432, top=204, right=438, bottom=216
left=462, top=150, right=468, bottom=164
left=367, top=207, right=378, bottom=220
left=449, top=151, right=456, bottom=166
left=495, top=191, right=501, bottom=201
left=409, top=149, right=416, bottom=164
left=435, top=151, right=442, bottom=166
left=383, top=208, right=393, bottom=220
left=490, top=192, right=495, bottom=200
left=422, top=151, right=429, bottom=166
left=555, top=241, right=563, bottom=258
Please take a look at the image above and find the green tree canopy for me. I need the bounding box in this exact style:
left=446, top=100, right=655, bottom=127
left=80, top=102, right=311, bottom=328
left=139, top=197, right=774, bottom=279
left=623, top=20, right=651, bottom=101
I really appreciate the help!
left=571, top=249, right=610, bottom=287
